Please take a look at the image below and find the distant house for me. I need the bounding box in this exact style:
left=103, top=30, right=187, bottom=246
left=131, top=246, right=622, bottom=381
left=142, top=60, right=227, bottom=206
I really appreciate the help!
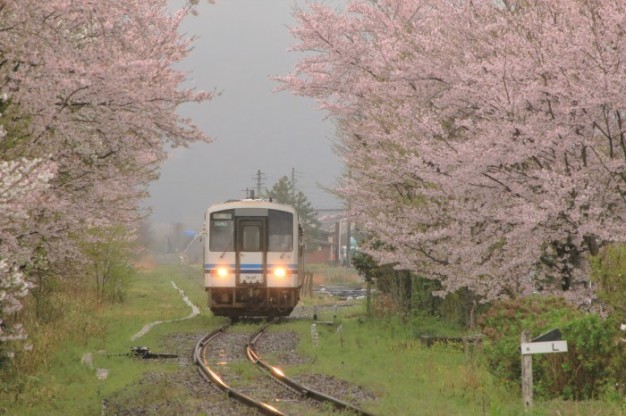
left=305, top=236, right=334, bottom=264
left=304, top=208, right=358, bottom=265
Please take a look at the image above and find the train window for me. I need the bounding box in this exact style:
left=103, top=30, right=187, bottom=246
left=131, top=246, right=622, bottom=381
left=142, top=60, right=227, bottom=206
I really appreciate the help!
left=241, top=225, right=262, bottom=252
left=268, top=210, right=293, bottom=252
left=209, top=214, right=234, bottom=252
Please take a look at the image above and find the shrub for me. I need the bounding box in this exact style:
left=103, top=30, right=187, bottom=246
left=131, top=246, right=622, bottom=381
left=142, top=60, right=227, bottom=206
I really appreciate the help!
left=591, top=243, right=626, bottom=319
left=79, top=225, right=136, bottom=303
left=558, top=314, right=625, bottom=400
left=479, top=296, right=625, bottom=400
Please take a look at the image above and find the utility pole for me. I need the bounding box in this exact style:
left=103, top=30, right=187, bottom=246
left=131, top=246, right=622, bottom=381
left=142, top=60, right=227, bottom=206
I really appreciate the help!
left=346, top=219, right=352, bottom=267
left=334, top=222, right=340, bottom=266
left=254, top=169, right=265, bottom=196
left=345, top=169, right=352, bottom=267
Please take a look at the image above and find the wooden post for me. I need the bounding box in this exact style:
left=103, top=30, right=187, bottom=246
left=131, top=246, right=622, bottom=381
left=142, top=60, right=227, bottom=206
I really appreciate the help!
left=521, top=330, right=533, bottom=409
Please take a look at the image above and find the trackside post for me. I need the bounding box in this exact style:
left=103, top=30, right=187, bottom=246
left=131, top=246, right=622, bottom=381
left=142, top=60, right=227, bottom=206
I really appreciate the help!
left=520, top=329, right=568, bottom=410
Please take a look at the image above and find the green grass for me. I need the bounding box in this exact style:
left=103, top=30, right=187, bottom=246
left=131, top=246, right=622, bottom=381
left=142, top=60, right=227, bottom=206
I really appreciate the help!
left=305, top=263, right=364, bottom=287
left=3, top=264, right=624, bottom=416
left=1, top=264, right=217, bottom=416
left=270, top=307, right=625, bottom=416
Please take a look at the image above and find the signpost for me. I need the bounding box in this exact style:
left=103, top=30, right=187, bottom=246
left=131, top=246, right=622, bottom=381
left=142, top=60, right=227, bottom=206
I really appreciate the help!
left=520, top=340, right=568, bottom=355
left=520, top=329, right=568, bottom=410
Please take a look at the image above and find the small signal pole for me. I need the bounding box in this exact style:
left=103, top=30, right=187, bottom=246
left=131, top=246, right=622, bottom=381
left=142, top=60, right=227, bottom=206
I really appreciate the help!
left=311, top=323, right=318, bottom=347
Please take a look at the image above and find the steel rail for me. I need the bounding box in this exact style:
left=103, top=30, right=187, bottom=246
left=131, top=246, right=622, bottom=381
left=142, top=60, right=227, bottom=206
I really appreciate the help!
left=193, top=323, right=285, bottom=416
left=246, top=321, right=376, bottom=416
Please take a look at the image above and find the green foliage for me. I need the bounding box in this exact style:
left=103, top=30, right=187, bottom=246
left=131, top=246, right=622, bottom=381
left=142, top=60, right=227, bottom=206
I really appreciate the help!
left=559, top=314, right=626, bottom=400
left=79, top=225, right=137, bottom=303
left=305, top=263, right=361, bottom=287
left=352, top=250, right=483, bottom=327
left=0, top=276, right=105, bottom=397
left=351, top=250, right=378, bottom=283
left=262, top=175, right=321, bottom=241
left=0, top=264, right=213, bottom=415
left=0, top=99, right=31, bottom=157
left=591, top=243, right=626, bottom=318
left=435, top=288, right=489, bottom=330
left=410, top=313, right=466, bottom=338
left=288, top=313, right=623, bottom=415
left=479, top=296, right=577, bottom=343
left=2, top=264, right=623, bottom=415
left=479, top=296, right=626, bottom=400
left=351, top=250, right=413, bottom=317
left=30, top=274, right=64, bottom=323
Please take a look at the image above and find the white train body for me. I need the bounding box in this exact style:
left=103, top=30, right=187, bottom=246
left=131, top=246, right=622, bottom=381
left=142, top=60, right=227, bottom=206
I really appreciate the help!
left=203, top=199, right=302, bottom=317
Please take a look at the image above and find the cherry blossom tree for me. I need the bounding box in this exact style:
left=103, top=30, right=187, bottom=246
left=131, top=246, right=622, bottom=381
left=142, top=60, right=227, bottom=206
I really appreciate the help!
left=0, top=0, right=212, bottom=346
left=0, top=0, right=211, bottom=265
left=281, top=0, right=626, bottom=305
left=0, top=154, right=54, bottom=342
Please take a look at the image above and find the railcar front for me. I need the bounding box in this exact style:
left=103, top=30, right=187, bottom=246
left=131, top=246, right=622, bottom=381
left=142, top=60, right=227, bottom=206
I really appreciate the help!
left=203, top=200, right=302, bottom=318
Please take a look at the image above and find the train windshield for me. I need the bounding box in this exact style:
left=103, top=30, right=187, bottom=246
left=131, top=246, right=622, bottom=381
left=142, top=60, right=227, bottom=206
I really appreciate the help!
left=268, top=210, right=293, bottom=252
left=209, top=211, right=234, bottom=251
left=209, top=208, right=292, bottom=252
left=241, top=224, right=262, bottom=251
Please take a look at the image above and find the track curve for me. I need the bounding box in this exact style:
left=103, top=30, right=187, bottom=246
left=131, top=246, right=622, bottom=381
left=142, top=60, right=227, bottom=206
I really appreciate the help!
left=194, top=319, right=376, bottom=415
left=246, top=321, right=376, bottom=416
left=193, top=323, right=286, bottom=415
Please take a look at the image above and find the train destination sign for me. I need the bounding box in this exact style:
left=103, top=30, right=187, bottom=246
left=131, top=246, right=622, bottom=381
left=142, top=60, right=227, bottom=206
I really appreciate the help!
left=520, top=340, right=568, bottom=355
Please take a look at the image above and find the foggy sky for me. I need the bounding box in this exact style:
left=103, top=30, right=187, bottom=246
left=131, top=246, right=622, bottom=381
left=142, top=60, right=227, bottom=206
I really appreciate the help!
left=147, top=0, right=346, bottom=229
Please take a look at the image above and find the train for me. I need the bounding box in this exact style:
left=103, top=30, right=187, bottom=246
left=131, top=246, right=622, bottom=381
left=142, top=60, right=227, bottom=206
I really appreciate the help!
left=202, top=198, right=304, bottom=318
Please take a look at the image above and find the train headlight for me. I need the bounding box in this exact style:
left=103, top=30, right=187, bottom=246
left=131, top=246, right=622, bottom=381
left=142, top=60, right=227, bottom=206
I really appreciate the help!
left=273, top=267, right=287, bottom=278
left=216, top=267, right=229, bottom=278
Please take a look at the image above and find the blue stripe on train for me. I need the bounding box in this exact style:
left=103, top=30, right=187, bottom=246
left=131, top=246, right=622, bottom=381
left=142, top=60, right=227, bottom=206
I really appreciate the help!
left=204, top=263, right=297, bottom=270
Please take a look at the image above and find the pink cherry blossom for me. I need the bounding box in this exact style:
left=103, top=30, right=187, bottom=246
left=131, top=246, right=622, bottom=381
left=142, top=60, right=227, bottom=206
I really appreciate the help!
left=1, top=0, right=212, bottom=346
left=282, top=0, right=626, bottom=305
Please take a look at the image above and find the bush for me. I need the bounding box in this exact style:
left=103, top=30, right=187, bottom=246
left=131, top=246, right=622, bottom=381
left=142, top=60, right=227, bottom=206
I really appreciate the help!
left=559, top=314, right=625, bottom=400
left=479, top=296, right=625, bottom=400
left=591, top=243, right=626, bottom=318
left=79, top=225, right=136, bottom=303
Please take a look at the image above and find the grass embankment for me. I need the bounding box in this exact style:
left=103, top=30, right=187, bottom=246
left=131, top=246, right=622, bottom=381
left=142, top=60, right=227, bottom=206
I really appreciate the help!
left=1, top=264, right=217, bottom=415
left=2, top=264, right=623, bottom=415
left=271, top=308, right=624, bottom=416
left=306, top=263, right=363, bottom=288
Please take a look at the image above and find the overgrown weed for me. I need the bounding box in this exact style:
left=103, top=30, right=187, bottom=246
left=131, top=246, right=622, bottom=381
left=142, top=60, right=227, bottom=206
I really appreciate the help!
left=0, top=263, right=211, bottom=415
left=282, top=312, right=624, bottom=415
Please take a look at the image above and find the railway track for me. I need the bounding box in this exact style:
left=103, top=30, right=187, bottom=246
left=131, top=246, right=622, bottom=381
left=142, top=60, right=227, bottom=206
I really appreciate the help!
left=193, top=319, right=375, bottom=416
